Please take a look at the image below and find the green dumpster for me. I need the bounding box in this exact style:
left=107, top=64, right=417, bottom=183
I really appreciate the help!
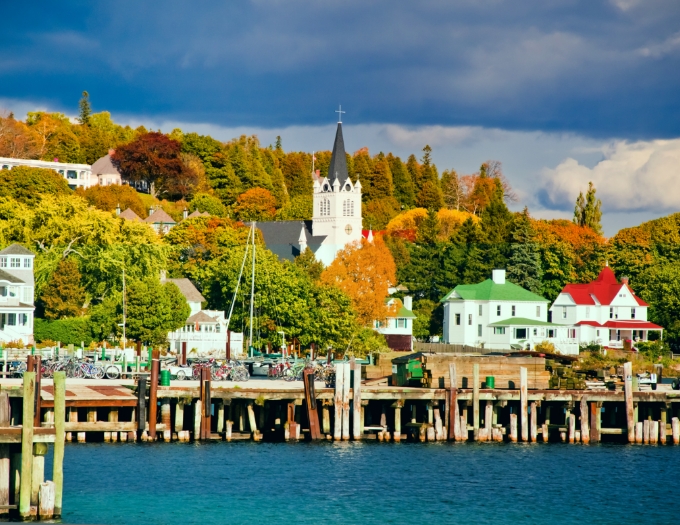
left=160, top=370, right=171, bottom=386
left=486, top=376, right=495, bottom=389
left=391, top=353, right=427, bottom=387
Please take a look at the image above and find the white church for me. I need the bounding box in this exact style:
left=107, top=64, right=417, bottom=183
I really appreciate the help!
left=254, top=120, right=363, bottom=266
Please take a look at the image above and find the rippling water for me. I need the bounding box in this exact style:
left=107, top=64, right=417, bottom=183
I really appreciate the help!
left=49, top=441, right=678, bottom=525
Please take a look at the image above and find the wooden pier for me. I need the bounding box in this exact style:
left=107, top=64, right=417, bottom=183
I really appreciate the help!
left=2, top=361, right=680, bottom=448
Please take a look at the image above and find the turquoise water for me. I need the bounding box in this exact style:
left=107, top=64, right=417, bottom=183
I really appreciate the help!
left=50, top=442, right=678, bottom=525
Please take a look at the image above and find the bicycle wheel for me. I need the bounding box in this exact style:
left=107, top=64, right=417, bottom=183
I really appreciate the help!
left=283, top=368, right=296, bottom=381
left=94, top=366, right=105, bottom=379
left=176, top=369, right=186, bottom=381
left=105, top=366, right=120, bottom=380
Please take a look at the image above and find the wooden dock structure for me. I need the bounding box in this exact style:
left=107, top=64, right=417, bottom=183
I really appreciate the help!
left=2, top=361, right=680, bottom=448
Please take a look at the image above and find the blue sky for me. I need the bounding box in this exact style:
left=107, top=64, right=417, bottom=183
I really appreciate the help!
left=2, top=0, right=680, bottom=234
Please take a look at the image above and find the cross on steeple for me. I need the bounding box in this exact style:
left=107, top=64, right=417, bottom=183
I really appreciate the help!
left=335, top=105, right=345, bottom=123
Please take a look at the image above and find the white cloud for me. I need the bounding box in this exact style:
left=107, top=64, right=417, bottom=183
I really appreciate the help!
left=540, top=139, right=680, bottom=213
left=637, top=32, right=680, bottom=58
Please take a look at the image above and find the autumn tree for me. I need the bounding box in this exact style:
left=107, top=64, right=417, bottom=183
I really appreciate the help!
left=38, top=258, right=87, bottom=319
left=574, top=181, right=603, bottom=235
left=0, top=166, right=71, bottom=204
left=321, top=238, right=397, bottom=325
left=0, top=116, right=39, bottom=159
left=75, top=184, right=146, bottom=217
left=112, top=132, right=190, bottom=199
left=234, top=187, right=277, bottom=221
left=441, top=169, right=462, bottom=209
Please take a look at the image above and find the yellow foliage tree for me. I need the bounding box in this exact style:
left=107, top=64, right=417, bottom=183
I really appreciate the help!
left=437, top=209, right=479, bottom=240
left=386, top=207, right=478, bottom=241
left=321, top=238, right=397, bottom=326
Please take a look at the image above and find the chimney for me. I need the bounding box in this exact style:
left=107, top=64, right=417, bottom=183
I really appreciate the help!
left=183, top=208, right=188, bottom=220
left=621, top=276, right=629, bottom=285
left=404, top=296, right=413, bottom=310
left=149, top=206, right=154, bottom=216
left=160, top=269, right=167, bottom=281
left=315, top=169, right=320, bottom=176
left=492, top=269, right=506, bottom=284
left=108, top=149, right=115, bottom=156
left=115, top=203, right=121, bottom=216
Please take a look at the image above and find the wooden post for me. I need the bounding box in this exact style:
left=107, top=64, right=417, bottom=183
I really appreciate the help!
left=303, top=368, right=322, bottom=440
left=216, top=400, right=225, bottom=434
left=33, top=355, right=42, bottom=429
left=485, top=402, right=493, bottom=442
left=460, top=415, right=467, bottom=441
left=448, top=363, right=459, bottom=441
left=0, top=392, right=9, bottom=517
left=643, top=420, right=650, bottom=444
left=520, top=367, right=528, bottom=442
left=672, top=417, right=679, bottom=444
left=31, top=444, right=47, bottom=508
left=590, top=402, right=600, bottom=443
left=161, top=399, right=171, bottom=441
left=137, top=377, right=147, bottom=438
left=580, top=397, right=590, bottom=444
left=473, top=363, right=480, bottom=440
left=509, top=413, right=518, bottom=442
left=322, top=401, right=331, bottom=435
left=529, top=401, right=537, bottom=443
left=352, top=360, right=362, bottom=440
left=247, top=402, right=259, bottom=441
left=53, top=371, right=65, bottom=518
left=434, top=406, right=444, bottom=441
left=148, top=349, right=159, bottom=441
left=393, top=402, right=402, bottom=442
left=225, top=420, right=233, bottom=442
left=623, top=361, right=635, bottom=443
left=39, top=481, right=55, bottom=519
left=568, top=413, right=576, bottom=444
left=635, top=422, right=643, bottom=444
left=650, top=421, right=659, bottom=445
left=333, top=363, right=344, bottom=440
left=20, top=372, right=35, bottom=519
left=193, top=399, right=202, bottom=440
left=175, top=400, right=184, bottom=434
left=541, top=423, right=549, bottom=442
left=203, top=374, right=212, bottom=439
left=342, top=362, right=351, bottom=440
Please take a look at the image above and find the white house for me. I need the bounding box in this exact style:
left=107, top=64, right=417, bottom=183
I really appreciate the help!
left=441, top=269, right=580, bottom=354
left=163, top=276, right=243, bottom=356
left=90, top=151, right=123, bottom=186
left=0, top=157, right=94, bottom=190
left=0, top=244, right=35, bottom=345
left=550, top=265, right=663, bottom=348
left=144, top=208, right=177, bottom=234
left=253, top=117, right=363, bottom=266
left=374, top=296, right=417, bottom=351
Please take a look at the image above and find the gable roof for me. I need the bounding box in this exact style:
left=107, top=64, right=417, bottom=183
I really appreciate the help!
left=385, top=298, right=417, bottom=319
left=91, top=154, right=121, bottom=176
left=0, top=269, right=25, bottom=284
left=144, top=208, right=176, bottom=224
left=327, top=122, right=349, bottom=187
left=118, top=208, right=142, bottom=221
left=187, top=311, right=217, bottom=324
left=441, top=279, right=548, bottom=303
left=249, top=220, right=327, bottom=262
left=186, top=210, right=210, bottom=219
left=0, top=244, right=34, bottom=256
left=163, top=278, right=205, bottom=303
left=560, top=266, right=648, bottom=307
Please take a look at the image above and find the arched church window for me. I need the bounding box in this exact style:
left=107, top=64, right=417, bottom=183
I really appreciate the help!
left=320, top=198, right=330, bottom=216
left=350, top=200, right=354, bottom=216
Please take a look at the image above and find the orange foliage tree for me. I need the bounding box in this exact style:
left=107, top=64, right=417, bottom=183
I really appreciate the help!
left=321, top=238, right=397, bottom=326
left=233, top=187, right=277, bottom=221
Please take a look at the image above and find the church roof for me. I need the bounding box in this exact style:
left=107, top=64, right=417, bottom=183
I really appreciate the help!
left=327, top=123, right=349, bottom=187
left=163, top=278, right=205, bottom=303
left=251, top=221, right=327, bottom=262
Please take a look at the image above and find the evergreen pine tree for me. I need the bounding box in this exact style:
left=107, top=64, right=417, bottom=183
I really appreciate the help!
left=420, top=145, right=439, bottom=185
left=507, top=208, right=543, bottom=294
left=78, top=91, right=91, bottom=125
left=387, top=153, right=415, bottom=208
left=455, top=217, right=488, bottom=284
left=406, top=154, right=421, bottom=189
left=39, top=258, right=87, bottom=319
left=417, top=208, right=440, bottom=245
left=416, top=181, right=444, bottom=209
left=370, top=155, right=393, bottom=200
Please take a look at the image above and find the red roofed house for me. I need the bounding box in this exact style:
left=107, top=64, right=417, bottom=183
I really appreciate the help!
left=550, top=265, right=663, bottom=349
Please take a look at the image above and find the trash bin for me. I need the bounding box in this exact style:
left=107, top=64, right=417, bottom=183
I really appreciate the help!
left=160, top=370, right=171, bottom=386
left=486, top=376, right=495, bottom=389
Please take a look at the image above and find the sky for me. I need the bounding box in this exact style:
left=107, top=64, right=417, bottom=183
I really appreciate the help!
left=1, top=0, right=679, bottom=235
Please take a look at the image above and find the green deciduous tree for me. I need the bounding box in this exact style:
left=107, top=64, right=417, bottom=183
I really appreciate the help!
left=573, top=181, right=603, bottom=235
left=189, top=192, right=228, bottom=217
left=38, top=258, right=87, bottom=319
left=126, top=278, right=190, bottom=346
left=0, top=166, right=71, bottom=204
left=294, top=248, right=325, bottom=281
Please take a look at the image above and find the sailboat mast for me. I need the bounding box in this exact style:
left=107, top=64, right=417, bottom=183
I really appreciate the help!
left=249, top=222, right=256, bottom=354
left=122, top=268, right=126, bottom=351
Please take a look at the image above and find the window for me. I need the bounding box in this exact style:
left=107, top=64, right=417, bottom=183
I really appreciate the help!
left=596, top=330, right=600, bottom=337
left=478, top=304, right=483, bottom=316
left=494, top=327, right=506, bottom=335
left=342, top=199, right=355, bottom=217
left=533, top=328, right=538, bottom=336
left=8, top=287, right=16, bottom=298
left=0, top=286, right=6, bottom=297
left=536, top=305, right=540, bottom=317
left=497, top=305, right=501, bottom=316
left=511, top=305, right=516, bottom=317
left=19, top=313, right=28, bottom=326
left=319, top=198, right=330, bottom=216
left=215, top=324, right=221, bottom=333
left=10, top=258, right=20, bottom=268
left=609, top=307, right=614, bottom=319
left=468, top=314, right=472, bottom=326
left=455, top=314, right=461, bottom=326
left=23, top=258, right=31, bottom=268
left=7, top=313, right=16, bottom=326
left=562, top=306, right=567, bottom=319
left=568, top=328, right=576, bottom=339
left=66, top=170, right=77, bottom=179
left=631, top=308, right=636, bottom=319
left=515, top=328, right=527, bottom=339
left=397, top=318, right=407, bottom=328
left=477, top=324, right=482, bottom=337
left=0, top=257, right=6, bottom=268
left=547, top=329, right=556, bottom=338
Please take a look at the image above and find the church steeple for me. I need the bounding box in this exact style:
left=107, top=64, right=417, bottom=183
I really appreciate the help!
left=327, top=122, right=349, bottom=187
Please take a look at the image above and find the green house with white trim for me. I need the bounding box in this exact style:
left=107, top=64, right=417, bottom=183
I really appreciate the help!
left=441, top=270, right=579, bottom=354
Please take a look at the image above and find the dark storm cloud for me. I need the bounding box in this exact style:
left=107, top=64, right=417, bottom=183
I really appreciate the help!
left=1, top=0, right=679, bottom=137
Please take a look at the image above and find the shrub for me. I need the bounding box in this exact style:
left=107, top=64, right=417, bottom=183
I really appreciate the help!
left=34, top=317, right=95, bottom=345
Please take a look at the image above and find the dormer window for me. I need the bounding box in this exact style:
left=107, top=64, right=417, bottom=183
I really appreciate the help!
left=10, top=258, right=20, bottom=268
left=345, top=184, right=351, bottom=191
left=323, top=184, right=330, bottom=191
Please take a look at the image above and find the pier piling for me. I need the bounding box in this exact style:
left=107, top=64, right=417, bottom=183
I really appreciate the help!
left=19, top=372, right=35, bottom=519
left=624, top=362, right=635, bottom=443
left=520, top=367, right=528, bottom=442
